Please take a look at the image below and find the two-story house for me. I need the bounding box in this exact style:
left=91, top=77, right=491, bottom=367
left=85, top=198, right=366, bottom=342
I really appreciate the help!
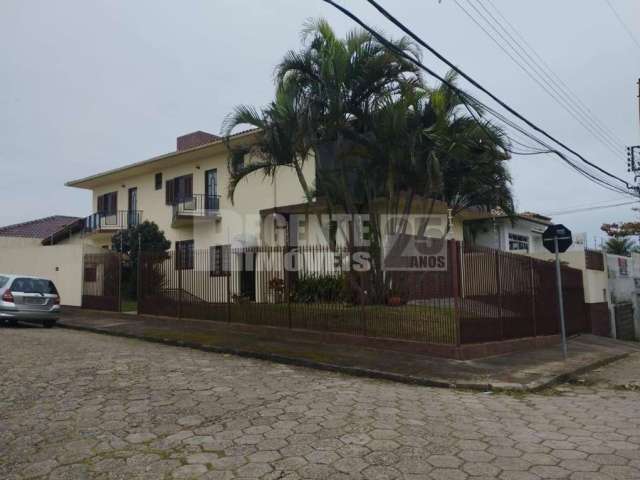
left=66, top=130, right=315, bottom=256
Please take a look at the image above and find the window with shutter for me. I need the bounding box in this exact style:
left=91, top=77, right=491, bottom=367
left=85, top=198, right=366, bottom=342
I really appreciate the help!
left=184, top=175, right=193, bottom=199
left=166, top=179, right=175, bottom=205
left=210, top=244, right=231, bottom=276
left=176, top=240, right=194, bottom=270
left=98, top=192, right=117, bottom=215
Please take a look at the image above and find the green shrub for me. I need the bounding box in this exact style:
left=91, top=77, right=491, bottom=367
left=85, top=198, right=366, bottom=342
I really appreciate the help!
left=292, top=273, right=347, bottom=303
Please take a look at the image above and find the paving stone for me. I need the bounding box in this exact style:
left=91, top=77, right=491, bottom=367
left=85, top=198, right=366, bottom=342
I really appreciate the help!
left=172, top=464, right=208, bottom=478
left=3, top=329, right=640, bottom=480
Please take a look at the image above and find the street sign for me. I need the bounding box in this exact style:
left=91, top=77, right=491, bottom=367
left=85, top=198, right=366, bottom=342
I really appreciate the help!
left=542, top=224, right=573, bottom=254
left=541, top=223, right=572, bottom=360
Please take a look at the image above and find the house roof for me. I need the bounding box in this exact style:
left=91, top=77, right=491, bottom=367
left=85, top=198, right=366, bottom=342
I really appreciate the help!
left=463, top=210, right=553, bottom=227
left=0, top=215, right=82, bottom=241
left=66, top=128, right=260, bottom=190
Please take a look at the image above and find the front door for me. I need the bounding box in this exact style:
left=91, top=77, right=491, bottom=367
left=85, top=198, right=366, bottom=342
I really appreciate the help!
left=128, top=187, right=138, bottom=227
left=205, top=169, right=218, bottom=211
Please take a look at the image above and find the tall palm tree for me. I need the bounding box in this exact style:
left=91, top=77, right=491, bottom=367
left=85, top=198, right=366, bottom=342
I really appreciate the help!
left=223, top=19, right=515, bottom=302
left=222, top=83, right=314, bottom=203
left=604, top=237, right=635, bottom=256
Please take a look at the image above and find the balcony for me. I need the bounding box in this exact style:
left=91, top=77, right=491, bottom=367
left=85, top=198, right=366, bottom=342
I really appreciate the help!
left=84, top=210, right=142, bottom=235
left=172, top=194, right=220, bottom=228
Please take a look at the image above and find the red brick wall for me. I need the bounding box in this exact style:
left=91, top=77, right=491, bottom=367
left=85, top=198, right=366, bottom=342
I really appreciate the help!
left=177, top=131, right=220, bottom=151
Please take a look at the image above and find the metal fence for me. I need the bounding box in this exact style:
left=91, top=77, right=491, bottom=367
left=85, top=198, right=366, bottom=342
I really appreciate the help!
left=138, top=242, right=588, bottom=346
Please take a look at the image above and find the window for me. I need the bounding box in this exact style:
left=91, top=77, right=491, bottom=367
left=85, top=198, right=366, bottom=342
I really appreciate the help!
left=0, top=276, right=9, bottom=288
left=166, top=174, right=193, bottom=205
left=84, top=265, right=97, bottom=282
left=97, top=191, right=117, bottom=215
left=508, top=233, right=529, bottom=252
left=618, top=257, right=629, bottom=277
left=155, top=173, right=163, bottom=190
left=10, top=278, right=58, bottom=294
left=210, top=244, right=231, bottom=276
left=175, top=240, right=194, bottom=270
left=232, top=151, right=246, bottom=173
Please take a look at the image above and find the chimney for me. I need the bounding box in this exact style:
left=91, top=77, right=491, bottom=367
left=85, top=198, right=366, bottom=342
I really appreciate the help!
left=176, top=131, right=220, bottom=151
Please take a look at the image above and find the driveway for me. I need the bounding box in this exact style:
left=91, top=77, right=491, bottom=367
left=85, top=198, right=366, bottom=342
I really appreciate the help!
left=1, top=327, right=639, bottom=480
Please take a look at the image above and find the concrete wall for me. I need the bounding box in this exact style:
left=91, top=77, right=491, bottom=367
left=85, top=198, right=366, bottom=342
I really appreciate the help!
left=0, top=244, right=90, bottom=307
left=528, top=250, right=609, bottom=305
left=0, top=237, right=42, bottom=248
left=606, top=253, right=640, bottom=340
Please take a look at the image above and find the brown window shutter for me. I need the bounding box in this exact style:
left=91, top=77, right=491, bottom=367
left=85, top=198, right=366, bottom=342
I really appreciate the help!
left=185, top=175, right=193, bottom=198
left=112, top=192, right=117, bottom=214
left=222, top=245, right=231, bottom=274
left=166, top=179, right=175, bottom=205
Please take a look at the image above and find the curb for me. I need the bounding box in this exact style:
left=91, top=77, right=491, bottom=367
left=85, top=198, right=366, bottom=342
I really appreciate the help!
left=58, top=322, right=629, bottom=393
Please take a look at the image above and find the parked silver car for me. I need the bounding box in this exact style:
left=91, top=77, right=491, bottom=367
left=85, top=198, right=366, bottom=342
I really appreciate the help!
left=0, top=274, right=60, bottom=327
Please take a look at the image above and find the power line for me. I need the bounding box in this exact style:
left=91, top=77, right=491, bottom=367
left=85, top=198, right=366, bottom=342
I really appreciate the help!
left=344, top=0, right=636, bottom=194
left=454, top=0, right=625, bottom=157
left=470, top=0, right=626, bottom=152
left=604, top=0, right=640, bottom=53
left=544, top=199, right=639, bottom=216
left=317, top=0, right=635, bottom=197
left=484, top=0, right=627, bottom=149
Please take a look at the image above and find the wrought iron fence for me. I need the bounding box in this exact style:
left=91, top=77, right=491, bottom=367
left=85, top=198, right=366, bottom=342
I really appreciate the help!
left=138, top=242, right=588, bottom=346
left=172, top=194, right=220, bottom=219
left=84, top=210, right=142, bottom=233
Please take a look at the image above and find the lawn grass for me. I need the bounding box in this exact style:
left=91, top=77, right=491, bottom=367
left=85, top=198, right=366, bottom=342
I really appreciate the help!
left=230, top=302, right=457, bottom=344
left=144, top=295, right=458, bottom=344
left=121, top=299, right=138, bottom=312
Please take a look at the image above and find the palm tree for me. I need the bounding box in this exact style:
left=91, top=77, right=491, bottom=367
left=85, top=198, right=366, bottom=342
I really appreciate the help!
left=222, top=19, right=514, bottom=302
left=222, top=83, right=314, bottom=203
left=604, top=237, right=635, bottom=256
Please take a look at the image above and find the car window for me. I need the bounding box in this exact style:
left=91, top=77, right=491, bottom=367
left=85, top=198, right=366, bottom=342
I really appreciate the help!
left=10, top=278, right=58, bottom=294
left=0, top=276, right=8, bottom=288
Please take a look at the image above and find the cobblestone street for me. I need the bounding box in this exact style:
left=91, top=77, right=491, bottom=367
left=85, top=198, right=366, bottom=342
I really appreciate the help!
left=1, top=327, right=640, bottom=480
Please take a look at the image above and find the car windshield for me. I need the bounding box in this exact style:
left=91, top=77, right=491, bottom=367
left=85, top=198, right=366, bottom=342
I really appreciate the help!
left=10, top=278, right=58, bottom=295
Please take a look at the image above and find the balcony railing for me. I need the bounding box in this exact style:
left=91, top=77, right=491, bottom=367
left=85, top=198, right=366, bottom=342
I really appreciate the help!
left=172, top=194, right=220, bottom=219
left=84, top=210, right=142, bottom=233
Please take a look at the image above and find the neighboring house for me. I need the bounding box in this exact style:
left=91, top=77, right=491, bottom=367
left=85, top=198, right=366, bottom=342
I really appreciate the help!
left=463, top=211, right=551, bottom=254
left=606, top=253, right=640, bottom=340
left=0, top=215, right=83, bottom=248
left=0, top=215, right=98, bottom=306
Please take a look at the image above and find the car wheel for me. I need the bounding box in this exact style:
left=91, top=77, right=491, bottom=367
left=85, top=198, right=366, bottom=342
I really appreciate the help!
left=43, top=320, right=56, bottom=329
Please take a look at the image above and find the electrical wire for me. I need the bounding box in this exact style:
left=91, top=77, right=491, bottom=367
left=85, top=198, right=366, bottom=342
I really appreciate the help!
left=484, top=0, right=627, bottom=149
left=603, top=0, right=640, bottom=53
left=458, top=0, right=626, bottom=156
left=350, top=0, right=636, bottom=193
left=544, top=199, right=639, bottom=216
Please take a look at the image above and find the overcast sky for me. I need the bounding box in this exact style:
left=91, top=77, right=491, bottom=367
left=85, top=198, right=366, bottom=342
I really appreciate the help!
left=1, top=0, right=639, bottom=246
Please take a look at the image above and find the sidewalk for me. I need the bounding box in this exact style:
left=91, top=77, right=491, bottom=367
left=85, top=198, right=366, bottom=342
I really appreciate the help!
left=59, top=308, right=640, bottom=392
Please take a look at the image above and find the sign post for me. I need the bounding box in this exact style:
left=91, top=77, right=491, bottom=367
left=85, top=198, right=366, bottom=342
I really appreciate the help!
left=542, top=224, right=573, bottom=360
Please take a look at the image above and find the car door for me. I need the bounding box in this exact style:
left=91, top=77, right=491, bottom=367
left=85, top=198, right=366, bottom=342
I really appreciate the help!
left=10, top=278, right=58, bottom=312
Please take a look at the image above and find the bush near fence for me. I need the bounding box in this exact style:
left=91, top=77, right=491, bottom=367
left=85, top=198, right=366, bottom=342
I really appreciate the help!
left=137, top=242, right=588, bottom=346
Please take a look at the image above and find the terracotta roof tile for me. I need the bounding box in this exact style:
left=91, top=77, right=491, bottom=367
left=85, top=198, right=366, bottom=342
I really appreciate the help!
left=0, top=215, right=82, bottom=239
